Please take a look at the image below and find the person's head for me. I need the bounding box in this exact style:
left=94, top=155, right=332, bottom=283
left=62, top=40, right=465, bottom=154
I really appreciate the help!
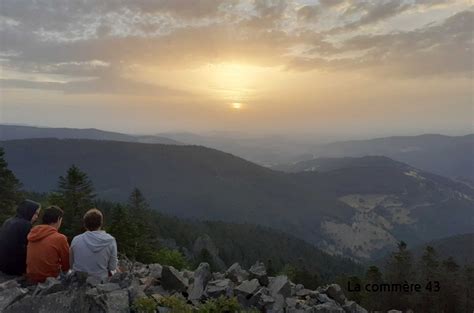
left=42, top=206, right=64, bottom=229
left=83, top=209, right=103, bottom=231
left=16, top=200, right=41, bottom=223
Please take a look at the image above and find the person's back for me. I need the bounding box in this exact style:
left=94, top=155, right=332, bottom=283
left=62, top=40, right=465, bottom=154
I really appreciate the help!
left=0, top=200, right=41, bottom=276
left=70, top=209, right=117, bottom=280
left=26, top=206, right=70, bottom=283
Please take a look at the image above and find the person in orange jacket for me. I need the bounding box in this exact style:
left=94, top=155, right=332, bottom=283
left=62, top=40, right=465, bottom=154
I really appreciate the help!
left=26, top=206, right=70, bottom=283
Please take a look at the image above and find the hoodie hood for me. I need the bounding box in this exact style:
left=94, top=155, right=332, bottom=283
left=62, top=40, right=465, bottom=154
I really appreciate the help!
left=27, top=225, right=57, bottom=242
left=16, top=200, right=41, bottom=221
left=81, top=231, right=115, bottom=253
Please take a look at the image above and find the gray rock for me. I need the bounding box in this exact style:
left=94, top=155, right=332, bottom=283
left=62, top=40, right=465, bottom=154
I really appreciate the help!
left=387, top=311, right=403, bottom=313
left=248, top=287, right=273, bottom=309
left=342, top=301, right=368, bottom=313
left=235, top=279, right=260, bottom=297
left=249, top=261, right=269, bottom=286
left=161, top=266, right=188, bottom=292
left=269, top=275, right=291, bottom=298
left=33, top=277, right=64, bottom=296
left=85, top=275, right=102, bottom=287
left=267, top=294, right=285, bottom=313
left=148, top=264, right=163, bottom=279
left=188, top=263, right=212, bottom=301
left=193, top=235, right=226, bottom=271
left=0, top=287, right=27, bottom=312
left=109, top=272, right=133, bottom=289
left=296, top=288, right=312, bottom=297
left=286, top=297, right=297, bottom=308
left=321, top=284, right=346, bottom=305
left=96, top=282, right=121, bottom=293
left=0, top=280, right=19, bottom=292
left=4, top=291, right=73, bottom=313
left=225, top=263, right=249, bottom=284
left=314, top=301, right=345, bottom=313
left=104, top=289, right=130, bottom=313
left=205, top=279, right=233, bottom=298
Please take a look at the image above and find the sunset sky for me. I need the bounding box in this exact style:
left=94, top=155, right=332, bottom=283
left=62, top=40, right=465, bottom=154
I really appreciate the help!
left=0, top=0, right=472, bottom=137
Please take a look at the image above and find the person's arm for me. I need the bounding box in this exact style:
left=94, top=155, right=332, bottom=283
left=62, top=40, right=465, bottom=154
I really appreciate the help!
left=17, top=222, right=32, bottom=274
left=58, top=235, right=70, bottom=272
left=108, top=239, right=118, bottom=274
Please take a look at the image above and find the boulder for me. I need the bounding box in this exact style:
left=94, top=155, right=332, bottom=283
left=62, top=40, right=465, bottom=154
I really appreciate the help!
left=321, top=284, right=346, bottom=305
left=104, top=289, right=130, bottom=313
left=188, top=263, right=211, bottom=300
left=148, top=264, right=163, bottom=279
left=4, top=291, right=74, bottom=313
left=33, top=277, right=64, bottom=296
left=269, top=275, right=291, bottom=298
left=314, top=301, right=345, bottom=313
left=225, top=263, right=249, bottom=283
left=193, top=235, right=226, bottom=271
left=235, top=279, right=260, bottom=297
left=161, top=266, right=188, bottom=292
left=249, top=261, right=269, bottom=286
left=0, top=287, right=27, bottom=312
left=342, top=300, right=368, bottom=313
left=96, top=283, right=121, bottom=293
left=205, top=279, right=233, bottom=298
left=0, top=280, right=19, bottom=292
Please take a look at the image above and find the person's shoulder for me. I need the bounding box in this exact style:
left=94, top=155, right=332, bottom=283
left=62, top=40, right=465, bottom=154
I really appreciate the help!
left=53, top=232, right=69, bottom=244
left=70, top=233, right=85, bottom=245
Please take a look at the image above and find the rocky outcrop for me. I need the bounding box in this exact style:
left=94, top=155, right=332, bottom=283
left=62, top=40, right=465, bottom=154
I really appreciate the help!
left=0, top=260, right=367, bottom=313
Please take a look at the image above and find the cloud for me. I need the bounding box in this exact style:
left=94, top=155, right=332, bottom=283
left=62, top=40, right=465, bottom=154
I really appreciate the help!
left=288, top=10, right=473, bottom=77
left=0, top=76, right=192, bottom=96
left=0, top=0, right=472, bottom=96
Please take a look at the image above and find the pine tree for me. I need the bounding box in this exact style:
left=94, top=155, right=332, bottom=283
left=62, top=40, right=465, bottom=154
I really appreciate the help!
left=51, top=165, right=95, bottom=238
left=108, top=205, right=140, bottom=259
left=0, top=148, right=22, bottom=224
left=128, top=188, right=149, bottom=213
left=417, top=246, right=440, bottom=311
left=384, top=241, right=413, bottom=311
left=362, top=266, right=384, bottom=311
left=439, top=257, right=460, bottom=313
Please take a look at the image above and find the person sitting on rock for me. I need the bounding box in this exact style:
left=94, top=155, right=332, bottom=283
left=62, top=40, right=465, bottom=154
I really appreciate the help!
left=70, top=208, right=118, bottom=281
left=26, top=206, right=70, bottom=283
left=0, top=200, right=41, bottom=276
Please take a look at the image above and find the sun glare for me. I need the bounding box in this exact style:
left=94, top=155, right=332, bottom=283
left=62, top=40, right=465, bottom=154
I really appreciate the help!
left=232, top=102, right=242, bottom=110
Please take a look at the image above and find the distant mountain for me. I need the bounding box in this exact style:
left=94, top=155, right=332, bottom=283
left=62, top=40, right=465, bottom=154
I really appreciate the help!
left=0, top=125, right=181, bottom=145
left=272, top=156, right=408, bottom=173
left=159, top=132, right=311, bottom=166
left=1, top=139, right=473, bottom=260
left=297, top=134, right=474, bottom=181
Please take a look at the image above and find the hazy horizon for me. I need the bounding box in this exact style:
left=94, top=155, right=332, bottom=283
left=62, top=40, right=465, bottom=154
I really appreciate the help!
left=1, top=1, right=473, bottom=137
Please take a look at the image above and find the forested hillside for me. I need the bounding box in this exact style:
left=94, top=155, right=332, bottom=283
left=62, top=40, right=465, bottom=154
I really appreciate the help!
left=2, top=139, right=473, bottom=261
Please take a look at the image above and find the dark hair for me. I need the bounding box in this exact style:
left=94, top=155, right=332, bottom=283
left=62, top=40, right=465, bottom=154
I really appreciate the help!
left=42, top=206, right=64, bottom=225
left=83, top=209, right=103, bottom=231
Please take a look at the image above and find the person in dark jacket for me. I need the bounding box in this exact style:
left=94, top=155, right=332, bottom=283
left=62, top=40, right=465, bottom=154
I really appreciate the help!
left=0, top=200, right=41, bottom=276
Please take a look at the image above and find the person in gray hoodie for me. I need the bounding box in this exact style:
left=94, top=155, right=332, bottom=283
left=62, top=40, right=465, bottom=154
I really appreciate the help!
left=70, top=209, right=118, bottom=280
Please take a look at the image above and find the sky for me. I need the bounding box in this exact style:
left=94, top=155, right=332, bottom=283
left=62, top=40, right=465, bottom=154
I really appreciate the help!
left=0, top=0, right=472, bottom=138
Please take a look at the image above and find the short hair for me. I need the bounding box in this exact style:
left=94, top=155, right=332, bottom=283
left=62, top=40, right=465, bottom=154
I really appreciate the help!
left=83, top=209, right=103, bottom=231
left=42, top=206, right=64, bottom=225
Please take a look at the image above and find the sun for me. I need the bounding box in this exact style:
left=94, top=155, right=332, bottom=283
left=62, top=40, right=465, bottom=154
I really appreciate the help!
left=231, top=102, right=242, bottom=110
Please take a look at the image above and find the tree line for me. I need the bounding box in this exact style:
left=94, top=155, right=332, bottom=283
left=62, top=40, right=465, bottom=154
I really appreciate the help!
left=339, top=241, right=473, bottom=312
left=0, top=147, right=362, bottom=287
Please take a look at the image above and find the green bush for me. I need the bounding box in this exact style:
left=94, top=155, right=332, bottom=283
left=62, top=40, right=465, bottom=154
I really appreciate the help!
left=153, top=248, right=190, bottom=270
left=197, top=296, right=255, bottom=313
left=158, top=295, right=193, bottom=313
left=132, top=297, right=157, bottom=313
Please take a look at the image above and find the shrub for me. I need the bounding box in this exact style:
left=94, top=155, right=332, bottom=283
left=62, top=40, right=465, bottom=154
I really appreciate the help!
left=132, top=297, right=157, bottom=313
left=158, top=295, right=193, bottom=313
left=153, top=248, right=190, bottom=270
